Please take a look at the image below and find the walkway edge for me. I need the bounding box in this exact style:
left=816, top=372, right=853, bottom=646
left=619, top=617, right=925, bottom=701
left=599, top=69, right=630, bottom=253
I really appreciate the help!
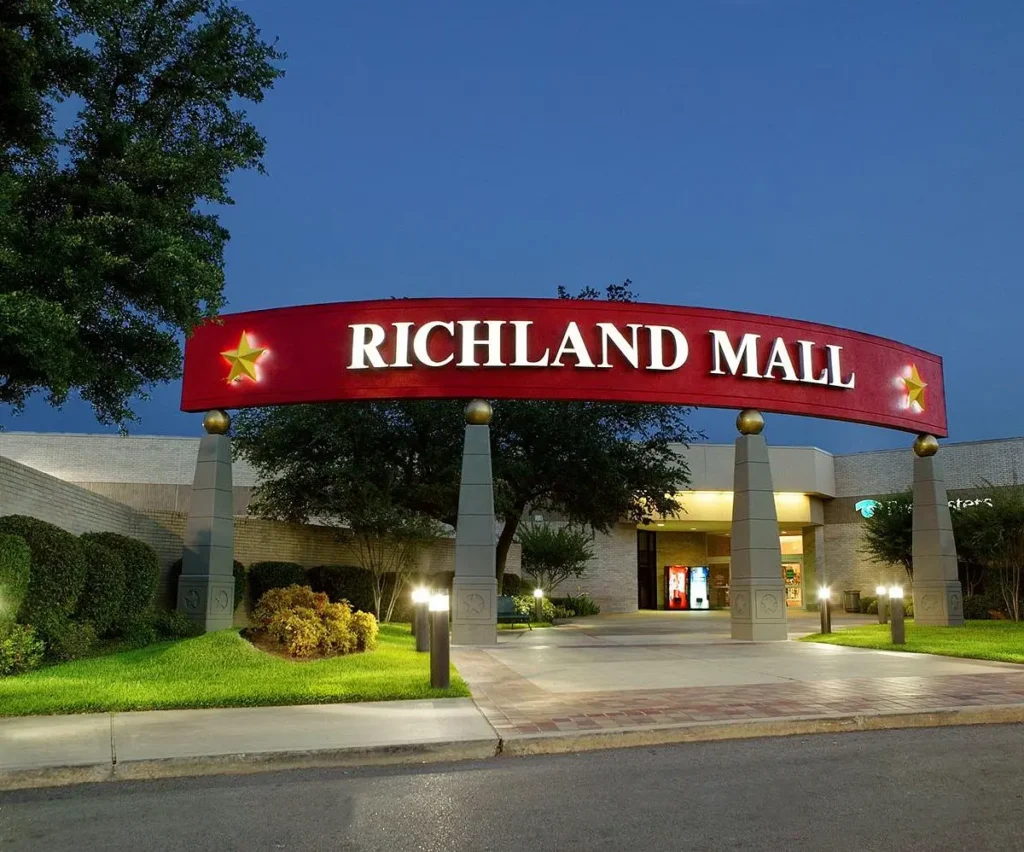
left=4, top=704, right=1024, bottom=791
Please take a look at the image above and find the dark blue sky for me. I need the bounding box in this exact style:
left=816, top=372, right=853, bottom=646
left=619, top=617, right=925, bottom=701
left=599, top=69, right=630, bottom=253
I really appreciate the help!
left=7, top=1, right=1023, bottom=452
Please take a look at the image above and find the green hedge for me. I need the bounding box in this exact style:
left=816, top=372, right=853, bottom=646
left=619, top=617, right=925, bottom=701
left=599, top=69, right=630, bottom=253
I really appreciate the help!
left=0, top=516, right=87, bottom=627
left=166, top=558, right=247, bottom=610
left=308, top=564, right=375, bottom=612
left=80, top=533, right=160, bottom=627
left=76, top=539, right=127, bottom=636
left=501, top=573, right=524, bottom=596
left=0, top=533, right=31, bottom=630
left=248, top=561, right=307, bottom=604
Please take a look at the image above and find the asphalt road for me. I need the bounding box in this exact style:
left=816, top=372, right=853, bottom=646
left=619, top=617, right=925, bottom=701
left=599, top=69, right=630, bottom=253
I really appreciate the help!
left=2, top=726, right=1022, bottom=851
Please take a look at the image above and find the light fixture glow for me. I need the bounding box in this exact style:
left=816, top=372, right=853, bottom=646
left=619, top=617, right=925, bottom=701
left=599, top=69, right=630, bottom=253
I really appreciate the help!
left=429, top=593, right=450, bottom=612
left=889, top=586, right=904, bottom=599
left=875, top=585, right=888, bottom=597
left=818, top=586, right=831, bottom=602
left=411, top=586, right=430, bottom=604
left=533, top=588, right=544, bottom=599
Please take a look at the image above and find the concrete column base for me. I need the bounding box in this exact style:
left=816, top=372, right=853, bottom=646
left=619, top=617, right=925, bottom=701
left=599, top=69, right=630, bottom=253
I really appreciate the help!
left=177, top=577, right=235, bottom=632
left=912, top=580, right=965, bottom=627
left=730, top=581, right=789, bottom=641
left=451, top=577, right=497, bottom=646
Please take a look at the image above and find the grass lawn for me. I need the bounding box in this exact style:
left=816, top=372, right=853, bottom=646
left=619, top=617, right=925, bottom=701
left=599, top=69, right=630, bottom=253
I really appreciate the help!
left=0, top=624, right=469, bottom=717
left=801, top=621, right=1024, bottom=664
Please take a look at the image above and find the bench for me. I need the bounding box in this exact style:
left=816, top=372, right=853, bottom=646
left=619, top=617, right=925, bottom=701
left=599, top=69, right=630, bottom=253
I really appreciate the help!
left=496, top=595, right=532, bottom=629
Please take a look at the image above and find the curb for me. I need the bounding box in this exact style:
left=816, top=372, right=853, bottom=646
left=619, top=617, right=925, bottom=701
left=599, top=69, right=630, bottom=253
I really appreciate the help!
left=5, top=704, right=1024, bottom=791
left=0, top=738, right=500, bottom=792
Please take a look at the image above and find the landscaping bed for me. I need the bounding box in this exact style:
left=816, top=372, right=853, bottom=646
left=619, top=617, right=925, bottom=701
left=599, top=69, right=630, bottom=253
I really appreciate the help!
left=800, top=621, right=1024, bottom=664
left=0, top=624, right=468, bottom=717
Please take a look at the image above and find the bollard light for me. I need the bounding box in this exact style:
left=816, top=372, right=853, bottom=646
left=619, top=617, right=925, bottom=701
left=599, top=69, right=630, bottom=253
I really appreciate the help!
left=411, top=585, right=430, bottom=651
left=817, top=586, right=832, bottom=635
left=533, top=587, right=545, bottom=624
left=875, top=585, right=889, bottom=625
left=428, top=593, right=450, bottom=689
left=889, top=586, right=906, bottom=645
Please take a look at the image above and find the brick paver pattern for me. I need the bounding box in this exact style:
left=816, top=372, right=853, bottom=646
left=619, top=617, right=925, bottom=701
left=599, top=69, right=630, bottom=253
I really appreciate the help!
left=454, top=647, right=1024, bottom=738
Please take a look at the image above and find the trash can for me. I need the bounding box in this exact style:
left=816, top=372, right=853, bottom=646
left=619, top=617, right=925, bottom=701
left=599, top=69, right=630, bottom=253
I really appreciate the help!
left=843, top=589, right=861, bottom=613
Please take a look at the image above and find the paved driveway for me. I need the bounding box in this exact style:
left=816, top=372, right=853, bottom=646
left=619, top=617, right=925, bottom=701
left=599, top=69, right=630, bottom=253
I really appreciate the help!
left=453, top=611, right=1024, bottom=739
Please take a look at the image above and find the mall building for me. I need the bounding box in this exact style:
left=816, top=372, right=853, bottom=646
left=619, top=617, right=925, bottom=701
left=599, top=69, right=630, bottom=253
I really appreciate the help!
left=1, top=432, right=1022, bottom=615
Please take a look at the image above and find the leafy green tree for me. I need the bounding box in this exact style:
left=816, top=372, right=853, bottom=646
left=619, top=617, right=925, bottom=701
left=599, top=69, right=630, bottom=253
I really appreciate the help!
left=955, top=486, right=1024, bottom=622
left=860, top=493, right=914, bottom=580
left=1, top=0, right=284, bottom=425
left=235, top=283, right=698, bottom=584
left=518, top=523, right=595, bottom=593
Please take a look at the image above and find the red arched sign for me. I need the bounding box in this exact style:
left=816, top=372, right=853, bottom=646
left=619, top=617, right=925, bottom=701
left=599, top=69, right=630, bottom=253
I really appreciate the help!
left=180, top=298, right=947, bottom=436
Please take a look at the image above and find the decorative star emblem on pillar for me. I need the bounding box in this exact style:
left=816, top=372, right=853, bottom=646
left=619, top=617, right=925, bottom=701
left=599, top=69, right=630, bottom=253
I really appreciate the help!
left=902, top=364, right=927, bottom=411
left=221, top=332, right=266, bottom=383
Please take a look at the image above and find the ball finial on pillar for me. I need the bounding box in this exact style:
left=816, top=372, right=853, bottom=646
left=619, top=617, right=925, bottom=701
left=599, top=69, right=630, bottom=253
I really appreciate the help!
left=736, top=409, right=764, bottom=435
left=913, top=433, right=939, bottom=457
left=203, top=409, right=231, bottom=435
left=464, top=399, right=492, bottom=425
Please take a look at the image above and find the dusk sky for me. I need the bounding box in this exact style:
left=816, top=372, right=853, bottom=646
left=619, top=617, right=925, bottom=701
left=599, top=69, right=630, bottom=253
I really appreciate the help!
left=6, top=1, right=1022, bottom=453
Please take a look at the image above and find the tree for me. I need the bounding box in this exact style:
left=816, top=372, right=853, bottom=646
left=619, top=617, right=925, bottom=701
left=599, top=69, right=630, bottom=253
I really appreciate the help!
left=1, top=0, right=284, bottom=425
left=518, top=523, right=595, bottom=593
left=955, top=486, right=1024, bottom=622
left=860, top=493, right=914, bottom=580
left=235, top=282, right=698, bottom=584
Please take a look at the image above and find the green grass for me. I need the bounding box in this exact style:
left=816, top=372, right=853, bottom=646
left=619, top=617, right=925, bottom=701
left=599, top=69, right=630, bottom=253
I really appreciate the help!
left=801, top=621, right=1024, bottom=664
left=0, top=624, right=469, bottom=717
left=497, top=621, right=553, bottom=630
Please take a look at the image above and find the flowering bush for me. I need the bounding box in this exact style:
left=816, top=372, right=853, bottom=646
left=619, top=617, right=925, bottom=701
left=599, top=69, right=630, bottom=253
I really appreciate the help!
left=512, top=594, right=555, bottom=622
left=250, top=585, right=378, bottom=659
left=0, top=624, right=45, bottom=676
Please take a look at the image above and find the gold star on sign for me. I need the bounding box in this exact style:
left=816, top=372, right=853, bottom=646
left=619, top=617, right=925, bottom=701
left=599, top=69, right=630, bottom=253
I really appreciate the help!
left=903, top=363, right=927, bottom=411
left=221, top=331, right=266, bottom=383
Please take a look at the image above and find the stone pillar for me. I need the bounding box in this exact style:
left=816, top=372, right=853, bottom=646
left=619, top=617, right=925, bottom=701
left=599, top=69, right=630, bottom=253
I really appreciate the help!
left=177, top=409, right=236, bottom=632
left=729, top=409, right=788, bottom=641
left=451, top=400, right=498, bottom=645
left=910, top=434, right=965, bottom=626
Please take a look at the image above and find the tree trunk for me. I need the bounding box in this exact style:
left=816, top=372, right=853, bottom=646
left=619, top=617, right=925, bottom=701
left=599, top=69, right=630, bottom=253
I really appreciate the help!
left=495, top=509, right=523, bottom=590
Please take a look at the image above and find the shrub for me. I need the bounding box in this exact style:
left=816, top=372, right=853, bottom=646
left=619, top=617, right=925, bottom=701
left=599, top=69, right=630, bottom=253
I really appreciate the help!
left=567, top=593, right=600, bottom=617
left=250, top=584, right=378, bottom=659
left=166, top=558, right=248, bottom=610
left=501, top=574, right=524, bottom=596
left=39, top=619, right=98, bottom=663
left=121, top=617, right=159, bottom=649
left=512, top=594, right=555, bottom=622
left=858, top=596, right=876, bottom=614
left=351, top=611, right=379, bottom=651
left=0, top=516, right=87, bottom=627
left=249, top=561, right=307, bottom=604
left=308, top=564, right=375, bottom=612
left=80, top=533, right=160, bottom=628
left=0, top=534, right=30, bottom=631
left=0, top=624, right=45, bottom=676
left=153, top=609, right=205, bottom=640
left=903, top=598, right=914, bottom=618
left=76, top=539, right=127, bottom=636
left=552, top=605, right=573, bottom=619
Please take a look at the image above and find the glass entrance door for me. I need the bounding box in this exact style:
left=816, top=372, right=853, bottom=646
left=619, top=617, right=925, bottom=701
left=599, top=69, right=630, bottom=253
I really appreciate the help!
left=782, top=562, right=803, bottom=608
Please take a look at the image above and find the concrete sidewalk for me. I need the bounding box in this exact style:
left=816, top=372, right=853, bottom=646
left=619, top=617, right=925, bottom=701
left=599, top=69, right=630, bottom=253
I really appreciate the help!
left=0, top=699, right=499, bottom=789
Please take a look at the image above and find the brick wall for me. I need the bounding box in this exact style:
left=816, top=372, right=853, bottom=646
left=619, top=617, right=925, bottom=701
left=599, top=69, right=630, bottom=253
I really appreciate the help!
left=577, top=524, right=637, bottom=614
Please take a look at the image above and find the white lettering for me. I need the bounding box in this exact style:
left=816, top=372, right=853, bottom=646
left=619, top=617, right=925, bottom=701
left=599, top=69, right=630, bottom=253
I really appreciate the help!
left=551, top=322, right=596, bottom=368
left=797, top=340, right=829, bottom=385
left=457, top=320, right=506, bottom=367
left=349, top=324, right=388, bottom=369
left=510, top=321, right=550, bottom=367
left=392, top=322, right=414, bottom=368
left=710, top=331, right=760, bottom=378
left=412, top=321, right=455, bottom=367
left=826, top=344, right=855, bottom=388
left=762, top=337, right=799, bottom=382
left=597, top=323, right=642, bottom=369
left=647, top=325, right=689, bottom=371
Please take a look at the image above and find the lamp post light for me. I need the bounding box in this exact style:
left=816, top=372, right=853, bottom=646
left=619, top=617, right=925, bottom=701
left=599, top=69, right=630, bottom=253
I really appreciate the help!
left=889, top=586, right=905, bottom=645
left=875, top=585, right=889, bottom=625
left=429, top=593, right=451, bottom=689
left=533, top=587, right=545, bottom=624
left=411, top=586, right=430, bottom=653
left=818, top=586, right=832, bottom=635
